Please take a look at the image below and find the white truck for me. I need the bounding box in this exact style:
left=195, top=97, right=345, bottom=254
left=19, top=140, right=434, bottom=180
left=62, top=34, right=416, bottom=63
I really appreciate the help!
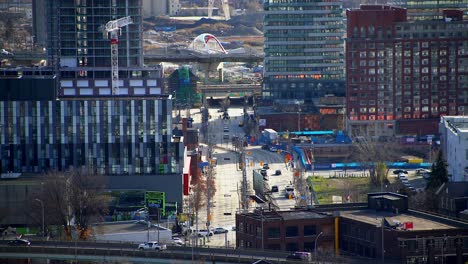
left=263, top=129, right=278, bottom=141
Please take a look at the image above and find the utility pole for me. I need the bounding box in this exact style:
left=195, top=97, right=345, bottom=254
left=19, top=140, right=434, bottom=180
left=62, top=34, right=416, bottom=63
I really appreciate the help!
left=206, top=142, right=213, bottom=241
left=238, top=138, right=249, bottom=213
left=34, top=199, right=44, bottom=239
left=381, top=217, right=385, bottom=264
left=157, top=207, right=160, bottom=243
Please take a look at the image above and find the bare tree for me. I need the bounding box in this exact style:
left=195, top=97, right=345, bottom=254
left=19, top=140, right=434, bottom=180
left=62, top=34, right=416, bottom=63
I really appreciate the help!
left=68, top=167, right=109, bottom=240
left=294, top=169, right=310, bottom=207
left=30, top=167, right=109, bottom=240
left=354, top=137, right=400, bottom=187
left=190, top=175, right=206, bottom=246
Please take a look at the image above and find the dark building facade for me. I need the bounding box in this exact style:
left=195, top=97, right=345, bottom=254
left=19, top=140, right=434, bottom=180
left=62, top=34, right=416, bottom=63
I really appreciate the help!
left=236, top=208, right=336, bottom=252
left=346, top=6, right=468, bottom=137
left=0, top=77, right=181, bottom=176
left=236, top=193, right=468, bottom=263
left=262, top=0, right=345, bottom=104
left=43, top=0, right=163, bottom=97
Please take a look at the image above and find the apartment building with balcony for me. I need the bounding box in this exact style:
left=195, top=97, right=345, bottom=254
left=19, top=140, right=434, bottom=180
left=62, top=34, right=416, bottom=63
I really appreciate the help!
left=346, top=6, right=468, bottom=137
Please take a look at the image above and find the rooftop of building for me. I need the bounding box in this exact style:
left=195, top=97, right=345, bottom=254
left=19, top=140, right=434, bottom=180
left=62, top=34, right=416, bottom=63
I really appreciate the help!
left=239, top=192, right=468, bottom=230
left=441, top=116, right=468, bottom=133
left=340, top=210, right=458, bottom=230
left=436, top=182, right=468, bottom=197
left=242, top=208, right=333, bottom=222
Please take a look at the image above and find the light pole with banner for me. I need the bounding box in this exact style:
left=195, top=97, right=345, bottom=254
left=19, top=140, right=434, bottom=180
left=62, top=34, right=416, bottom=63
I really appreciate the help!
left=34, top=198, right=44, bottom=239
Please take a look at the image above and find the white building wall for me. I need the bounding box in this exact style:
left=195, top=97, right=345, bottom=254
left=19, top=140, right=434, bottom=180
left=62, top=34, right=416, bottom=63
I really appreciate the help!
left=142, top=0, right=180, bottom=17
left=440, top=116, right=468, bottom=182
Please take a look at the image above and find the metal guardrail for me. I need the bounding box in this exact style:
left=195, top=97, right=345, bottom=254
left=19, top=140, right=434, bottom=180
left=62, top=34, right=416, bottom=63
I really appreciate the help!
left=0, top=240, right=290, bottom=263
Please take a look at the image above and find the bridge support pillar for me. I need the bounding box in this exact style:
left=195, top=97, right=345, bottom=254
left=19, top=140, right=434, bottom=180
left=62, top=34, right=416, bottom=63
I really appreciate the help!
left=199, top=62, right=223, bottom=84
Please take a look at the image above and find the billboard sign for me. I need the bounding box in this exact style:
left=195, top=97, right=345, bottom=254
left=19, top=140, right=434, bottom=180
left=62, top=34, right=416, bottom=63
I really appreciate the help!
left=145, top=191, right=166, bottom=218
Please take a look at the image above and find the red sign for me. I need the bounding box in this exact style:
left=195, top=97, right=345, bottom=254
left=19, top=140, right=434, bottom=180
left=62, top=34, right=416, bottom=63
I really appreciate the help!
left=404, top=222, right=413, bottom=229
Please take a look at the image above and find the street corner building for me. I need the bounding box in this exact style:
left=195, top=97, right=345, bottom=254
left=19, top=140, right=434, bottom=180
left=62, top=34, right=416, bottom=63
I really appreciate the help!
left=236, top=192, right=468, bottom=263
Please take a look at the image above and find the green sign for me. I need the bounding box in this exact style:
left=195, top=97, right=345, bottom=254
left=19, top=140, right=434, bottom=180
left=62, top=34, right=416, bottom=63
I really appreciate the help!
left=145, top=191, right=166, bottom=216
left=229, top=92, right=245, bottom=97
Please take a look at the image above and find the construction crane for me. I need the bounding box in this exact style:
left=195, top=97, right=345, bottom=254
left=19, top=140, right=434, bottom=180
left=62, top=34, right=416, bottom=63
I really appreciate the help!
left=103, top=16, right=133, bottom=95
left=208, top=0, right=230, bottom=20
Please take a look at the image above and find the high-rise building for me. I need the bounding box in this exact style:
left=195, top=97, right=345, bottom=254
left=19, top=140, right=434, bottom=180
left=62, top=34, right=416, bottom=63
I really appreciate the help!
left=388, top=0, right=468, bottom=21
left=32, top=0, right=47, bottom=47
left=262, top=0, right=345, bottom=104
left=1, top=0, right=184, bottom=207
left=346, top=5, right=468, bottom=137
left=45, top=0, right=163, bottom=97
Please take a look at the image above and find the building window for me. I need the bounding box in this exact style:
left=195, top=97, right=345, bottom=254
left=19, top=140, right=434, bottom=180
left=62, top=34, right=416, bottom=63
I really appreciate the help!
left=304, top=225, right=317, bottom=236
left=286, top=226, right=298, bottom=237
left=267, top=244, right=281, bottom=250
left=304, top=242, right=315, bottom=252
left=286, top=243, right=298, bottom=251
left=267, top=227, right=280, bottom=238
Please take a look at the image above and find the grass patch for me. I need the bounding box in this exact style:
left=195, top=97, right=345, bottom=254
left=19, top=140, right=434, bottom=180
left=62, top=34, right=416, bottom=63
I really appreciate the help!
left=308, top=176, right=380, bottom=204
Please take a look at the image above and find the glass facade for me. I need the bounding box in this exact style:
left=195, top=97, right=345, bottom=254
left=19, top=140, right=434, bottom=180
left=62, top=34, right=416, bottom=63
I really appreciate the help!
left=263, top=0, right=345, bottom=102
left=45, top=0, right=163, bottom=97
left=0, top=98, right=180, bottom=175
left=388, top=0, right=468, bottom=21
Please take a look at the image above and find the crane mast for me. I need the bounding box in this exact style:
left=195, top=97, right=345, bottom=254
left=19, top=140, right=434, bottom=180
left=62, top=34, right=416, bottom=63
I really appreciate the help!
left=103, top=16, right=133, bottom=95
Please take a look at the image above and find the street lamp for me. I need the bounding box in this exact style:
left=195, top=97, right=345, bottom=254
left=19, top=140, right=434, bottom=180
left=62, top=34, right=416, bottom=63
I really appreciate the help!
left=297, top=103, right=301, bottom=132
left=315, top=231, right=323, bottom=263
left=34, top=198, right=44, bottom=239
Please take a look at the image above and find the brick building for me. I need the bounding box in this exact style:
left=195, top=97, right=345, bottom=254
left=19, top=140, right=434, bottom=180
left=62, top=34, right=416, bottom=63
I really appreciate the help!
left=236, top=193, right=468, bottom=263
left=346, top=5, right=468, bottom=137
left=236, top=208, right=336, bottom=252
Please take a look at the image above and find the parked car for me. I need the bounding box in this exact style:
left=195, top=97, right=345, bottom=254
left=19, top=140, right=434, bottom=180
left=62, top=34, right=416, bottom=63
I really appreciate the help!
left=1, top=49, right=13, bottom=56
left=263, top=163, right=269, bottom=169
left=197, top=230, right=214, bottom=237
left=223, top=134, right=229, bottom=140
left=271, top=185, right=279, bottom=192
left=398, top=174, right=407, bottom=180
left=261, top=144, right=268, bottom=150
left=285, top=185, right=295, bottom=198
left=274, top=169, right=282, bottom=175
left=138, top=241, right=166, bottom=251
left=213, top=227, right=229, bottom=234
left=416, top=168, right=430, bottom=174
left=393, top=169, right=408, bottom=175
left=260, top=169, right=267, bottom=176
left=172, top=237, right=184, bottom=246
left=286, top=252, right=312, bottom=261
left=401, top=178, right=409, bottom=184
left=269, top=146, right=278, bottom=152
left=8, top=239, right=30, bottom=246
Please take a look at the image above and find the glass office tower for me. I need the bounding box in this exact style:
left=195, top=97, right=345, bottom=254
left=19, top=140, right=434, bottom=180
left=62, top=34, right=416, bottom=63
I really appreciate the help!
left=263, top=0, right=345, bottom=104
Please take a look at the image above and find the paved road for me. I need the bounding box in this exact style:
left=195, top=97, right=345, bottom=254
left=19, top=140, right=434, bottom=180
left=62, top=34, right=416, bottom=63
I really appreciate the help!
left=181, top=107, right=298, bottom=247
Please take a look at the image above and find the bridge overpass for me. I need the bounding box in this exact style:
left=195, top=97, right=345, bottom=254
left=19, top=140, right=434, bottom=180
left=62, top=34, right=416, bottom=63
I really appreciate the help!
left=0, top=240, right=291, bottom=264
left=1, top=48, right=264, bottom=66
left=144, top=48, right=264, bottom=64
left=198, top=83, right=262, bottom=99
